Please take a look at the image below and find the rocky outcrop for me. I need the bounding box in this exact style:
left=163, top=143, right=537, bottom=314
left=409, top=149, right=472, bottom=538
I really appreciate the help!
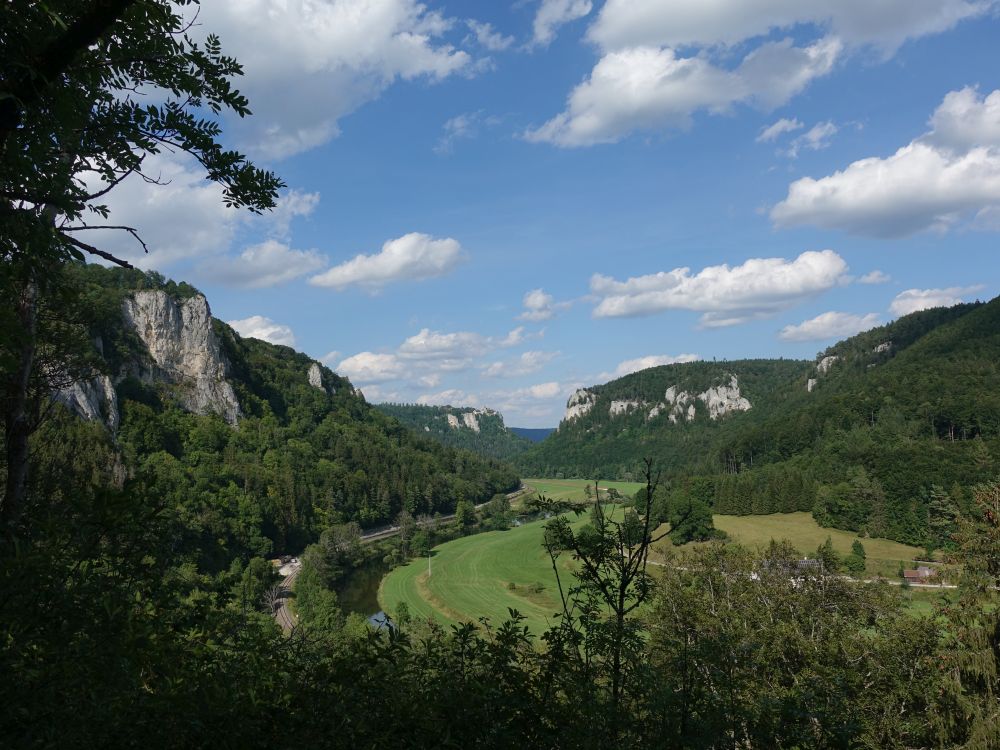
left=446, top=414, right=461, bottom=429
left=807, top=378, right=817, bottom=392
left=610, top=399, right=644, bottom=417
left=699, top=375, right=751, bottom=420
left=308, top=362, right=324, bottom=390
left=873, top=342, right=891, bottom=354
left=55, top=374, right=119, bottom=432
left=122, top=290, right=241, bottom=425
left=817, top=355, right=838, bottom=374
left=563, top=388, right=596, bottom=423
left=647, top=375, right=751, bottom=423
left=462, top=411, right=481, bottom=433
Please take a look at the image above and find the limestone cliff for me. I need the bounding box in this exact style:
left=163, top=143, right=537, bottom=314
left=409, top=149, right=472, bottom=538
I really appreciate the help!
left=122, top=291, right=241, bottom=425
left=57, top=290, right=241, bottom=429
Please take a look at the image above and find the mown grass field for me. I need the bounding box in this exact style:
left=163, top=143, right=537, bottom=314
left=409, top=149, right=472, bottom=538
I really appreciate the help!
left=379, top=512, right=585, bottom=634
left=711, top=512, right=926, bottom=577
left=380, top=486, right=931, bottom=632
left=523, top=477, right=645, bottom=503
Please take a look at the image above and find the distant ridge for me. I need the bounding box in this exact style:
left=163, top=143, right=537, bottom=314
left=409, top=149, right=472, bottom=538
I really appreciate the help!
left=510, top=427, right=555, bottom=443
left=516, top=298, right=1000, bottom=547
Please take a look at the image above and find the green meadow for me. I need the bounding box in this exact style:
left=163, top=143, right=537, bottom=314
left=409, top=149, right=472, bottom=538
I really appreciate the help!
left=380, top=493, right=930, bottom=633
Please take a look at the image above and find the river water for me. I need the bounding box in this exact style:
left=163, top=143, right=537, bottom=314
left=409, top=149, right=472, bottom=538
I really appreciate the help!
left=335, top=556, right=393, bottom=621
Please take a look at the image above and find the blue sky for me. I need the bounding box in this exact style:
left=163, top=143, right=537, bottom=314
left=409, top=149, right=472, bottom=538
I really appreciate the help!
left=93, top=1, right=1000, bottom=426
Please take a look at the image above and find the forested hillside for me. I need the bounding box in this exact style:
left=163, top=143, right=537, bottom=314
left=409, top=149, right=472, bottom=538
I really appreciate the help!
left=46, top=264, right=519, bottom=561
left=375, top=402, right=533, bottom=461
left=519, top=300, right=1000, bottom=546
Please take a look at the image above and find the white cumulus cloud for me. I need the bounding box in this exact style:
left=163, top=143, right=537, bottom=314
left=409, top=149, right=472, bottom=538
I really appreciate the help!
left=779, top=311, right=881, bottom=341
left=608, top=354, right=702, bottom=378
left=227, top=315, right=296, bottom=347
left=336, top=352, right=407, bottom=383
left=198, top=239, right=326, bottom=288
left=772, top=87, right=1000, bottom=237
left=889, top=286, right=984, bottom=316
left=483, top=351, right=559, bottom=378
left=590, top=249, right=848, bottom=326
left=533, top=0, right=593, bottom=46
left=518, top=287, right=572, bottom=321
left=466, top=20, right=514, bottom=51
left=194, top=0, right=476, bottom=159
left=524, top=38, right=840, bottom=147
left=587, top=0, right=993, bottom=53
left=758, top=117, right=804, bottom=142
left=309, top=232, right=464, bottom=291
left=860, top=270, right=891, bottom=284
left=416, top=389, right=481, bottom=407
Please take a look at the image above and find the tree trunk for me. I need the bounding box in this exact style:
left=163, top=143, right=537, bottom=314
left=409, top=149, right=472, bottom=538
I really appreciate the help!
left=2, top=279, right=38, bottom=528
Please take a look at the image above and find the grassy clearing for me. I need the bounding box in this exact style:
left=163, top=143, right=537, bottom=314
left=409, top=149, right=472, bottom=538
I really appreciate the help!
left=379, top=508, right=624, bottom=634
left=709, top=512, right=926, bottom=577
left=523, top=477, right=645, bottom=503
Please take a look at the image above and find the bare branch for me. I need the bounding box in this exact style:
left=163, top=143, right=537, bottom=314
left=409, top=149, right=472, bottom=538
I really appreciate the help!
left=61, top=234, right=133, bottom=268
left=62, top=224, right=148, bottom=254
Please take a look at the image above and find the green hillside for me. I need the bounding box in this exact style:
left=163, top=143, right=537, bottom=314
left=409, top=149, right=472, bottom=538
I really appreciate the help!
left=375, top=402, right=533, bottom=461
left=41, top=264, right=519, bottom=564
left=518, top=300, right=1000, bottom=546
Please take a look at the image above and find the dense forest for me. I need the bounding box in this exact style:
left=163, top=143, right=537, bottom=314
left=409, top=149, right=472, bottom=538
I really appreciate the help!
left=48, top=264, right=519, bottom=557
left=2, top=3, right=999, bottom=748
left=518, top=301, right=1000, bottom=547
left=376, top=402, right=534, bottom=461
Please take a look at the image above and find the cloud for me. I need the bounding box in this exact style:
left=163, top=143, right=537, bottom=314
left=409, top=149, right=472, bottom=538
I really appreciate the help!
left=605, top=353, right=702, bottom=379
left=785, top=121, right=838, bottom=157
left=524, top=38, right=840, bottom=147
left=81, top=152, right=239, bottom=268
left=889, top=286, right=984, bottom=316
left=530, top=1, right=990, bottom=150
left=533, top=0, right=593, bottom=46
left=336, top=352, right=408, bottom=383
left=227, top=315, right=296, bottom=347
left=466, top=20, right=514, bottom=51
left=198, top=239, right=326, bottom=288
left=434, top=110, right=499, bottom=154
left=319, top=350, right=341, bottom=365
left=859, top=270, right=891, bottom=284
left=416, top=389, right=481, bottom=407
left=483, top=351, right=559, bottom=378
left=590, top=249, right=848, bottom=326
left=309, top=232, right=464, bottom=291
left=772, top=87, right=1000, bottom=237
left=195, top=0, right=477, bottom=159
left=587, top=0, right=994, bottom=53
left=517, top=287, right=572, bottom=321
left=758, top=117, right=804, bottom=142
left=80, top=151, right=323, bottom=273
left=337, top=324, right=534, bottom=390
left=779, top=311, right=880, bottom=341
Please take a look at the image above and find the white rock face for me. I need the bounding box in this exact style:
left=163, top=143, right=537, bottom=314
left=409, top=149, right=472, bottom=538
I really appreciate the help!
left=462, top=411, right=481, bottom=432
left=817, top=355, right=839, bottom=374
left=55, top=375, right=119, bottom=432
left=647, top=404, right=663, bottom=421
left=873, top=342, right=891, bottom=354
left=807, top=378, right=818, bottom=392
left=446, top=414, right=461, bottom=429
left=698, top=375, right=752, bottom=420
left=609, top=399, right=644, bottom=417
left=563, top=388, right=596, bottom=423
left=308, top=362, right=324, bottom=390
left=122, top=290, right=241, bottom=425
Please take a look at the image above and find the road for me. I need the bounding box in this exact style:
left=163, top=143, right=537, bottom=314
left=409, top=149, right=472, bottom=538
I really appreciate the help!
left=271, top=484, right=531, bottom=631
